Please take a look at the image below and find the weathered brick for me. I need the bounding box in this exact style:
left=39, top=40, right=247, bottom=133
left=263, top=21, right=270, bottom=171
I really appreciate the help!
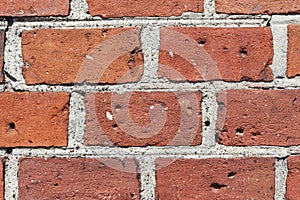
left=85, top=92, right=202, bottom=146
left=159, top=27, right=273, bottom=82
left=215, top=0, right=300, bottom=14
left=287, top=156, right=300, bottom=200
left=22, top=28, right=143, bottom=85
left=86, top=0, right=203, bottom=18
left=217, top=90, right=300, bottom=146
left=0, top=0, right=69, bottom=16
left=0, top=92, right=69, bottom=147
left=0, top=30, right=4, bottom=83
left=287, top=24, right=300, bottom=78
left=19, top=158, right=140, bottom=199
left=155, top=157, right=275, bottom=199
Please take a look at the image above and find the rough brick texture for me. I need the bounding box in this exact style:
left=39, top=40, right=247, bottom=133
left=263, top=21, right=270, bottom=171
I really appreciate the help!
left=19, top=158, right=140, bottom=199
left=287, top=24, right=300, bottom=78
left=0, top=0, right=69, bottom=16
left=0, top=30, right=4, bottom=83
left=215, top=0, right=300, bottom=14
left=0, top=92, right=69, bottom=147
left=159, top=27, right=274, bottom=82
left=287, top=156, right=300, bottom=200
left=155, top=157, right=275, bottom=199
left=86, top=0, right=203, bottom=18
left=85, top=92, right=202, bottom=146
left=22, top=28, right=143, bottom=85
left=217, top=90, right=300, bottom=146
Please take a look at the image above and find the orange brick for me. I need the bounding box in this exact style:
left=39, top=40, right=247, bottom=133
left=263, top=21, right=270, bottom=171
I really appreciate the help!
left=86, top=0, right=203, bottom=17
left=0, top=0, right=69, bottom=16
left=0, top=92, right=69, bottom=147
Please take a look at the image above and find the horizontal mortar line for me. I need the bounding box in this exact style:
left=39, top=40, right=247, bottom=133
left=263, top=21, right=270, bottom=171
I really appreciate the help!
left=271, top=15, right=300, bottom=24
left=10, top=18, right=270, bottom=29
left=10, top=79, right=300, bottom=92
left=1, top=14, right=271, bottom=24
left=287, top=146, right=300, bottom=155
left=10, top=145, right=289, bottom=158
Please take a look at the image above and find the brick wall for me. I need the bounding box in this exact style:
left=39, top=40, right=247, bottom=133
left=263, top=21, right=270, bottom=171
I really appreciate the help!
left=0, top=0, right=299, bottom=199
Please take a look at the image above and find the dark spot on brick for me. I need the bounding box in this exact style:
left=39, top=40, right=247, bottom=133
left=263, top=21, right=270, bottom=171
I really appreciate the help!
left=9, top=122, right=15, bottom=129
left=210, top=183, right=227, bottom=189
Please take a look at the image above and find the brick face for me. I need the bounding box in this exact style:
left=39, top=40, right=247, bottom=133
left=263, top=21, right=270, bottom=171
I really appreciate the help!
left=22, top=28, right=143, bottom=85
left=0, top=0, right=69, bottom=16
left=215, top=0, right=300, bottom=14
left=0, top=92, right=69, bottom=147
left=0, top=30, right=4, bottom=83
left=287, top=156, right=300, bottom=200
left=287, top=24, right=300, bottom=78
left=19, top=158, right=140, bottom=200
left=86, top=0, right=203, bottom=18
left=155, top=158, right=275, bottom=199
left=84, top=92, right=202, bottom=146
left=217, top=90, right=300, bottom=146
left=159, top=27, right=274, bottom=82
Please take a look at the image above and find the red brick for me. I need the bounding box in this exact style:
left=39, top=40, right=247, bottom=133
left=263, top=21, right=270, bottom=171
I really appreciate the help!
left=19, top=158, right=140, bottom=199
left=85, top=92, right=202, bottom=146
left=22, top=28, right=143, bottom=85
left=159, top=27, right=273, bottom=82
left=287, top=156, right=300, bottom=200
left=217, top=90, right=300, bottom=146
left=155, top=157, right=275, bottom=199
left=215, top=0, right=300, bottom=14
left=0, top=92, right=69, bottom=147
left=0, top=30, right=4, bottom=83
left=0, top=0, right=69, bottom=16
left=86, top=0, right=203, bottom=18
left=287, top=24, right=300, bottom=78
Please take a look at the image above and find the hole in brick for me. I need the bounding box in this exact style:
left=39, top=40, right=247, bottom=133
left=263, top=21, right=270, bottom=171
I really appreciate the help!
left=293, top=98, right=297, bottom=104
left=127, top=59, right=135, bottom=67
left=28, top=140, right=33, bottom=143
left=160, top=102, right=166, bottom=106
left=239, top=48, right=248, bottom=58
left=101, top=29, right=108, bottom=37
left=204, top=121, right=210, bottom=126
left=228, top=171, right=236, bottom=178
left=9, top=122, right=15, bottom=129
left=236, top=127, right=244, bottom=135
left=251, top=131, right=261, bottom=136
left=130, top=47, right=141, bottom=55
left=54, top=183, right=59, bottom=186
left=210, top=183, right=227, bottom=189
left=223, top=47, right=229, bottom=51
left=112, top=123, right=118, bottom=128
left=240, top=76, right=254, bottom=81
left=217, top=102, right=226, bottom=111
left=115, top=104, right=122, bottom=109
left=198, top=39, right=206, bottom=46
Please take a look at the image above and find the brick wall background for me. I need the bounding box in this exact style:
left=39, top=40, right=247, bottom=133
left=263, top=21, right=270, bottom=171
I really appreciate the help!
left=0, top=0, right=299, bottom=199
